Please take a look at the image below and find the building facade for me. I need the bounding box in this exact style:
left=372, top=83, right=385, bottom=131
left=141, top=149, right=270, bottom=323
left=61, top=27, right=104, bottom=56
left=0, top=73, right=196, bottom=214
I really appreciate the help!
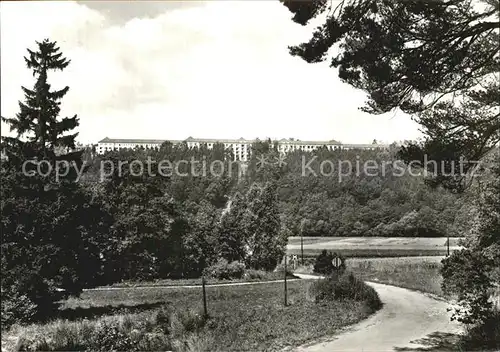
left=96, top=137, right=388, bottom=161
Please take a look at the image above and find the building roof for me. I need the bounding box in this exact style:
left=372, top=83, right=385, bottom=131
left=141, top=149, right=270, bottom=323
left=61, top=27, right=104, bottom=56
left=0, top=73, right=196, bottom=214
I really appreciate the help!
left=98, top=138, right=178, bottom=144
left=341, top=144, right=390, bottom=148
left=279, top=139, right=341, bottom=145
left=96, top=137, right=365, bottom=146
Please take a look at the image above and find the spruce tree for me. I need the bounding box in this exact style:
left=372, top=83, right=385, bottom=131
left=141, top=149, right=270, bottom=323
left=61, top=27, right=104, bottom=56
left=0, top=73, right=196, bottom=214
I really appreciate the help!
left=1, top=40, right=109, bottom=325
left=4, top=40, right=77, bottom=149
left=2, top=39, right=82, bottom=185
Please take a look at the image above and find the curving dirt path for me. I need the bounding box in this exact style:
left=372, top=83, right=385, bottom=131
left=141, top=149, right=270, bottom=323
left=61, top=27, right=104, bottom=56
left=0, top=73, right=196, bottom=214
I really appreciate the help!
left=293, top=273, right=462, bottom=352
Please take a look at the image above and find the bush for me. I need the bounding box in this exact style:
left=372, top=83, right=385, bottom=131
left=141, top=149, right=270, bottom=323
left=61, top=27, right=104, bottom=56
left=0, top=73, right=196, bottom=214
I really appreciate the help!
left=170, top=308, right=207, bottom=336
left=309, top=272, right=382, bottom=311
left=461, top=310, right=500, bottom=351
left=203, top=259, right=245, bottom=280
left=441, top=249, right=495, bottom=325
left=1, top=289, right=37, bottom=328
left=313, top=250, right=346, bottom=275
left=18, top=317, right=172, bottom=352
left=17, top=306, right=208, bottom=351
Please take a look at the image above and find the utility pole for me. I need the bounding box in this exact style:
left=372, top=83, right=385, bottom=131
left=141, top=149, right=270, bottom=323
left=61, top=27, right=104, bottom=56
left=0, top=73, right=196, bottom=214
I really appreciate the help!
left=284, top=255, right=288, bottom=306
left=301, top=232, right=304, bottom=266
left=447, top=235, right=450, bottom=257
left=300, top=218, right=306, bottom=266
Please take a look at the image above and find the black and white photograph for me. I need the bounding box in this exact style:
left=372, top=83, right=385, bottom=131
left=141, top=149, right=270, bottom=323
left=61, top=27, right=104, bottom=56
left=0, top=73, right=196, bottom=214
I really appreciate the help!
left=1, top=0, right=499, bottom=351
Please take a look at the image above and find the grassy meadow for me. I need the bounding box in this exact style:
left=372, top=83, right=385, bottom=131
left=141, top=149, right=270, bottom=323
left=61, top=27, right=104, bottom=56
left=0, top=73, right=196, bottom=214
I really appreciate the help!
left=5, top=279, right=379, bottom=352
left=287, top=236, right=463, bottom=258
left=346, top=256, right=444, bottom=296
left=295, top=256, right=445, bottom=296
left=102, top=269, right=297, bottom=289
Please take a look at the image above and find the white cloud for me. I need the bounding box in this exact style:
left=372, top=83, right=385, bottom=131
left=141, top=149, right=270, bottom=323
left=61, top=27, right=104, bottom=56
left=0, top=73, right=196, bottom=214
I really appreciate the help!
left=1, top=0, right=422, bottom=144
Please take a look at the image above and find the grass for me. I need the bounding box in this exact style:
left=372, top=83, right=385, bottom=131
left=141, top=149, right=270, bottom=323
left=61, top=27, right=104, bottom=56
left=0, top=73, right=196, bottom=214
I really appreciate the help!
left=346, top=257, right=444, bottom=296
left=287, top=248, right=451, bottom=257
left=295, top=256, right=445, bottom=296
left=5, top=279, right=380, bottom=352
left=287, top=236, right=463, bottom=258
left=287, top=237, right=339, bottom=246
left=287, top=236, right=464, bottom=246
left=102, top=270, right=297, bottom=289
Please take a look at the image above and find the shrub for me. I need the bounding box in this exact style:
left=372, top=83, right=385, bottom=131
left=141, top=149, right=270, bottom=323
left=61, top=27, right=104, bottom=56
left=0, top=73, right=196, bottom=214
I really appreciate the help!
left=313, top=250, right=346, bottom=275
left=1, top=289, right=37, bottom=328
left=87, top=321, right=143, bottom=351
left=203, top=259, right=245, bottom=280
left=441, top=249, right=495, bottom=325
left=154, top=305, right=173, bottom=333
left=309, top=272, right=382, bottom=311
left=17, top=310, right=175, bottom=351
left=172, top=309, right=207, bottom=334
left=461, top=310, right=500, bottom=351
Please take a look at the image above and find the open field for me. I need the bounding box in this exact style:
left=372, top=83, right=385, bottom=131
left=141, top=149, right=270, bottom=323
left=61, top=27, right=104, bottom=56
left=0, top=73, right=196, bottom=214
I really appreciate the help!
left=101, top=270, right=297, bottom=289
left=347, top=256, right=444, bottom=296
left=295, top=256, right=445, bottom=296
left=5, top=280, right=379, bottom=352
left=287, top=237, right=463, bottom=258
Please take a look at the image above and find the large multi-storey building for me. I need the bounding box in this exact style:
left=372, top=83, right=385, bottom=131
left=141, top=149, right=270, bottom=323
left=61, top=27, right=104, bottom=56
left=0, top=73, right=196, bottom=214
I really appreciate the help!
left=96, top=137, right=389, bottom=161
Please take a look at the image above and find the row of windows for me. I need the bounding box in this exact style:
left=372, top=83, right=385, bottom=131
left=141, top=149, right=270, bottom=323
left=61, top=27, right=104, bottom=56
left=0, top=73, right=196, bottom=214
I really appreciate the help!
left=279, top=145, right=339, bottom=150
left=99, top=143, right=341, bottom=149
left=96, top=143, right=369, bottom=154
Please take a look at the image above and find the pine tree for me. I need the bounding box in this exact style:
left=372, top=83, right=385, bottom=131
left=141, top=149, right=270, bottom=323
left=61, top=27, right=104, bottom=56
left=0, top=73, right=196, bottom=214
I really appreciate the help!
left=1, top=40, right=109, bottom=325
left=2, top=39, right=82, bottom=185
left=4, top=40, right=77, bottom=150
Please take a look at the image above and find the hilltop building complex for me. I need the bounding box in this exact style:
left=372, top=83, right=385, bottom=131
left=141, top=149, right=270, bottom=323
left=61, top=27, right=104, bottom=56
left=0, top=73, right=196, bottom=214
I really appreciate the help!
left=96, top=137, right=389, bottom=161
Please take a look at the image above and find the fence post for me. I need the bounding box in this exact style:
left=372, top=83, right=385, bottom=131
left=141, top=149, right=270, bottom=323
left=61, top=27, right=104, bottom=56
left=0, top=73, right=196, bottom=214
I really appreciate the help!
left=301, top=234, right=304, bottom=266
left=202, top=276, right=208, bottom=317
left=284, top=255, right=288, bottom=306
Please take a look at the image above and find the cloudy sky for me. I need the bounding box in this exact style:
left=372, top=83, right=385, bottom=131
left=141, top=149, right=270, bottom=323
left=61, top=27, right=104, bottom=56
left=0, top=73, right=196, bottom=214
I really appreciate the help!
left=1, top=1, right=422, bottom=144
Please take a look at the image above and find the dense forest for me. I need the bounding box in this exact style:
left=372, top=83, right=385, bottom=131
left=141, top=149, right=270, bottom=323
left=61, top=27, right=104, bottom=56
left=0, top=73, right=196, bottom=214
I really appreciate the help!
left=82, top=139, right=464, bottom=245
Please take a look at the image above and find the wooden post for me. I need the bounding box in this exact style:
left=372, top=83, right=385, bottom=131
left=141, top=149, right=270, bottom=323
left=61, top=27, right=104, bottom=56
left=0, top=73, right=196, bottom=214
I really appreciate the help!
left=301, top=234, right=304, bottom=266
left=202, top=276, right=208, bottom=317
left=284, top=255, right=288, bottom=306
left=447, top=236, right=450, bottom=257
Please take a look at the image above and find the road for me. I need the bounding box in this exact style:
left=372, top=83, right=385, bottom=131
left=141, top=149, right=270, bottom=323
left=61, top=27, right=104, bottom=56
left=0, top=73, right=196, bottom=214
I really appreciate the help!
left=293, top=273, right=462, bottom=352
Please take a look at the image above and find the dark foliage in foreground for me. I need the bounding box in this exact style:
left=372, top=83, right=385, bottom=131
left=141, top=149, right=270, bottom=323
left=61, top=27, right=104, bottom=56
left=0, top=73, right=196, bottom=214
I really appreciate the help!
left=282, top=0, right=499, bottom=190
left=441, top=152, right=500, bottom=348
left=1, top=40, right=113, bottom=326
